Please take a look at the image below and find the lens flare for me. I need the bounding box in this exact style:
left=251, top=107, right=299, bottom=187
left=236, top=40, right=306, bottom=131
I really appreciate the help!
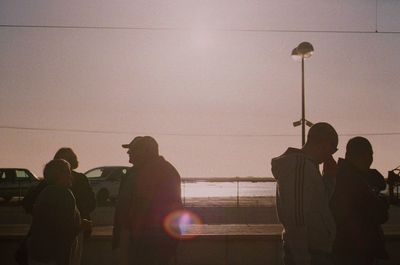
left=163, top=209, right=202, bottom=240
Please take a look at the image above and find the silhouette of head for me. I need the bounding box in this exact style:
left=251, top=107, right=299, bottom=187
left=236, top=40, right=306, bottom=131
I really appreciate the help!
left=304, top=122, right=338, bottom=164
left=345, top=136, right=373, bottom=171
left=123, top=136, right=159, bottom=167
left=43, top=159, right=72, bottom=187
left=54, top=147, right=79, bottom=170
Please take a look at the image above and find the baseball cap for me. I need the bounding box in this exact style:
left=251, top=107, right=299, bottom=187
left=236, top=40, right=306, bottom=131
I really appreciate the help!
left=122, top=136, right=143, bottom=149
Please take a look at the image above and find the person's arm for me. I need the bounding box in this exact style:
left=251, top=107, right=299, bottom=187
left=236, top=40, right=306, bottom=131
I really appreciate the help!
left=357, top=180, right=389, bottom=224
left=56, top=189, right=81, bottom=265
left=74, top=172, right=96, bottom=219
left=285, top=227, right=310, bottom=265
left=166, top=167, right=183, bottom=211
left=113, top=172, right=134, bottom=249
left=117, top=228, right=131, bottom=265
left=284, top=158, right=313, bottom=265
left=367, top=169, right=387, bottom=192
left=290, top=159, right=336, bottom=265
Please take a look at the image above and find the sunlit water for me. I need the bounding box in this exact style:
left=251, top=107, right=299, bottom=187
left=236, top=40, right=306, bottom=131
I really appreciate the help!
left=181, top=181, right=276, bottom=198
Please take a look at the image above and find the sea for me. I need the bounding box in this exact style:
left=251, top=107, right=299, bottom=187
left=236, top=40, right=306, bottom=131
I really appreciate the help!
left=181, top=181, right=276, bottom=198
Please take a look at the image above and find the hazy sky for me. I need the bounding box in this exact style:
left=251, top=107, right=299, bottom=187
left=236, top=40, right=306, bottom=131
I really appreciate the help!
left=1, top=0, right=400, bottom=178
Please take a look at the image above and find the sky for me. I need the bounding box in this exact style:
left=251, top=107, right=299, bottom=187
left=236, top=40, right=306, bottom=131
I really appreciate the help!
left=1, top=0, right=400, bottom=178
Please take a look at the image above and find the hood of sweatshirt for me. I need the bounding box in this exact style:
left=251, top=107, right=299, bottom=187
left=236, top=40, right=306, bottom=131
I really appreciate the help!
left=271, top=147, right=317, bottom=180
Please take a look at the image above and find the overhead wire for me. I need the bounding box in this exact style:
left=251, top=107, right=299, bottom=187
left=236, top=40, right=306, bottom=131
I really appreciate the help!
left=1, top=5, right=399, bottom=138
left=0, top=24, right=399, bottom=34
left=1, top=125, right=400, bottom=138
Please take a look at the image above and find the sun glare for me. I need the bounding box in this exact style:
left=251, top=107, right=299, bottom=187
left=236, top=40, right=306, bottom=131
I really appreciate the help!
left=163, top=209, right=202, bottom=240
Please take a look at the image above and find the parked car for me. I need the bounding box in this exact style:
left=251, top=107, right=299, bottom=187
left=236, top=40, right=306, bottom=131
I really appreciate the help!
left=0, top=168, right=39, bottom=201
left=85, top=166, right=129, bottom=206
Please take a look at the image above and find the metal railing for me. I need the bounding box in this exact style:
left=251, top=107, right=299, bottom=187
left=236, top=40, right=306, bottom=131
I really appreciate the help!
left=180, top=177, right=275, bottom=207
left=388, top=168, right=400, bottom=205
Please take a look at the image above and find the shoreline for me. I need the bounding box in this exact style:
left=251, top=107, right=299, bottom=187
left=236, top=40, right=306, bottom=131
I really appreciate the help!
left=182, top=196, right=275, bottom=207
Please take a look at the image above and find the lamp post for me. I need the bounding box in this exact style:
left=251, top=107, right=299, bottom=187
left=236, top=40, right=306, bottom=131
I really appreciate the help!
left=291, top=41, right=314, bottom=146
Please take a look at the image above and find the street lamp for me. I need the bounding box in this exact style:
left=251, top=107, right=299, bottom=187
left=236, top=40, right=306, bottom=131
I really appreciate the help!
left=291, top=41, right=314, bottom=146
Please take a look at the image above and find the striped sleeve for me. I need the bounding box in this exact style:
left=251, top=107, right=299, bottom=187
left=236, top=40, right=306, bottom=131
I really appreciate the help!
left=288, top=155, right=310, bottom=265
left=295, top=156, right=306, bottom=225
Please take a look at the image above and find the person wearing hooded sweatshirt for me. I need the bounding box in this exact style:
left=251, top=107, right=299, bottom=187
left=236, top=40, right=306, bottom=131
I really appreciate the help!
left=271, top=122, right=339, bottom=265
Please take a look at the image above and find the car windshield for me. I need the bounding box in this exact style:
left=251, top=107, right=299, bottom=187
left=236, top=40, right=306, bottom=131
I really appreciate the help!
left=86, top=167, right=127, bottom=180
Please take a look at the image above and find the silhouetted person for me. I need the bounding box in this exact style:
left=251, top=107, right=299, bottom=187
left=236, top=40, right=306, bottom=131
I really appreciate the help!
left=330, top=137, right=389, bottom=265
left=53, top=148, right=96, bottom=265
left=114, top=136, right=183, bottom=265
left=53, top=148, right=96, bottom=223
left=27, top=159, right=81, bottom=265
left=271, top=122, right=338, bottom=265
left=22, top=148, right=95, bottom=265
left=112, top=137, right=141, bottom=250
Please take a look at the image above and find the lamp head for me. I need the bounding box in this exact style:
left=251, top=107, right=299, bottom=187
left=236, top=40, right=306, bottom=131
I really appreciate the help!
left=291, top=42, right=314, bottom=60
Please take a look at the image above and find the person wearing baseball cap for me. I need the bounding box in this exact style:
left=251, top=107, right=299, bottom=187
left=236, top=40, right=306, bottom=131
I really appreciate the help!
left=114, top=136, right=182, bottom=265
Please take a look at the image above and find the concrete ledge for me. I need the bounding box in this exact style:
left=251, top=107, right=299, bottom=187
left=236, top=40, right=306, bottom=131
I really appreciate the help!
left=1, top=225, right=400, bottom=265
left=1, top=224, right=399, bottom=239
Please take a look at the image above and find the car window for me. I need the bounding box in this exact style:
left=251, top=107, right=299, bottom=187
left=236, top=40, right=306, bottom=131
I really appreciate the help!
left=16, top=170, right=30, bottom=179
left=0, top=171, right=6, bottom=180
left=85, top=168, right=104, bottom=178
left=108, top=169, right=124, bottom=181
left=101, top=169, right=114, bottom=178
left=0, top=169, right=15, bottom=181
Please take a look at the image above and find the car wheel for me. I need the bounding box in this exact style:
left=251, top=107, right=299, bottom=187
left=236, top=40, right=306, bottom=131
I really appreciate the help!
left=96, top=189, right=109, bottom=206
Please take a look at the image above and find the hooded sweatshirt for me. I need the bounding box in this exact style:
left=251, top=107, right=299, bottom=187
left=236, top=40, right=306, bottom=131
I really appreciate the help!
left=271, top=148, right=336, bottom=265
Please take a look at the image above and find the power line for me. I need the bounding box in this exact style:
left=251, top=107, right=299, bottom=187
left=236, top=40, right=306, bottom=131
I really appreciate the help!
left=0, top=125, right=298, bottom=137
left=376, top=0, right=379, bottom=33
left=341, top=132, right=400, bottom=137
left=0, top=24, right=399, bottom=34
left=1, top=125, right=400, bottom=138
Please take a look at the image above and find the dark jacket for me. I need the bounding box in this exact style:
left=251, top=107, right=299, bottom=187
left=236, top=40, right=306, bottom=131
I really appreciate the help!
left=69, top=171, right=96, bottom=219
left=330, top=158, right=389, bottom=259
left=127, top=156, right=182, bottom=236
left=27, top=185, right=81, bottom=265
left=112, top=167, right=136, bottom=249
left=113, top=156, right=182, bottom=260
left=22, top=171, right=95, bottom=220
